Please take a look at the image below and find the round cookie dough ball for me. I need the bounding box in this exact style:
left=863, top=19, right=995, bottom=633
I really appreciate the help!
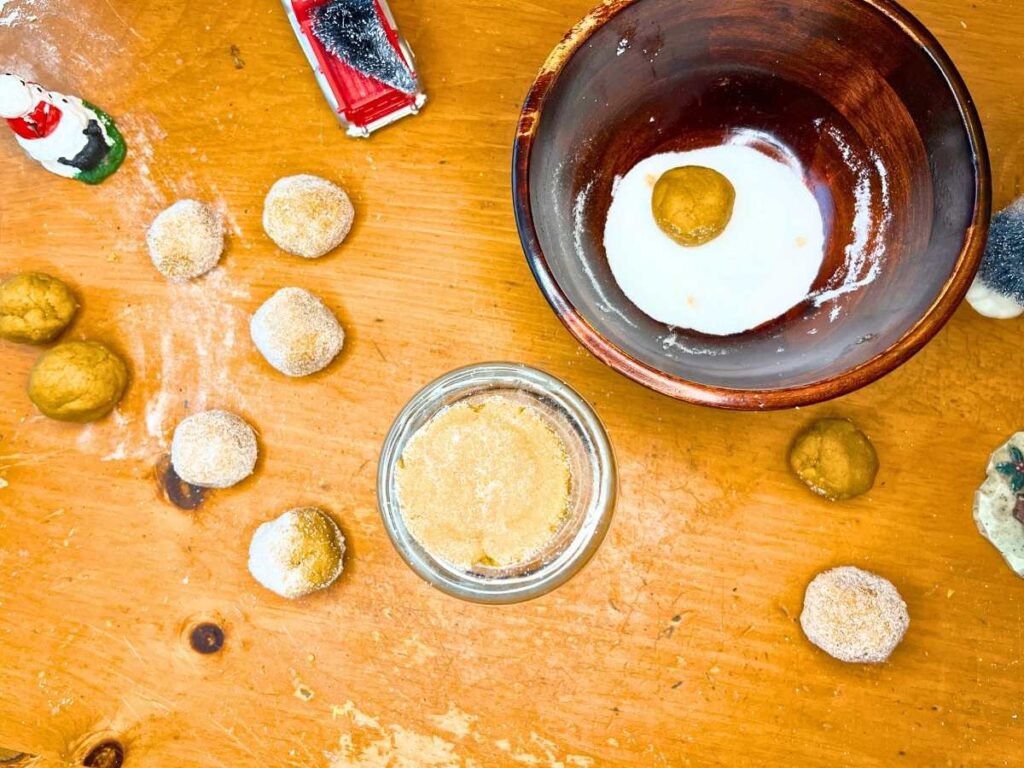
left=800, top=566, right=909, bottom=664
left=250, top=287, right=344, bottom=377
left=170, top=410, right=258, bottom=489
left=652, top=165, right=736, bottom=247
left=0, top=272, right=77, bottom=344
left=28, top=340, right=128, bottom=422
left=262, top=174, right=354, bottom=259
left=248, top=506, right=345, bottom=598
left=789, top=418, right=878, bottom=501
left=147, top=199, right=225, bottom=282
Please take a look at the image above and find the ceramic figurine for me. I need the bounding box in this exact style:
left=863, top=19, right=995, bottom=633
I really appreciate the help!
left=0, top=73, right=126, bottom=184
left=967, top=197, right=1024, bottom=318
left=974, top=433, right=1024, bottom=578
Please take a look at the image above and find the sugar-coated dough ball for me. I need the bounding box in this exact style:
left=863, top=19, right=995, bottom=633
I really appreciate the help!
left=800, top=566, right=909, bottom=664
left=28, top=340, right=128, bottom=422
left=147, top=200, right=225, bottom=282
left=170, top=410, right=258, bottom=489
left=263, top=174, right=354, bottom=259
left=0, top=272, right=77, bottom=344
left=250, top=287, right=344, bottom=377
left=248, top=506, right=345, bottom=598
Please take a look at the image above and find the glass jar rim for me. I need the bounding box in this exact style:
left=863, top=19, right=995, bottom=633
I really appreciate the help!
left=377, top=362, right=617, bottom=604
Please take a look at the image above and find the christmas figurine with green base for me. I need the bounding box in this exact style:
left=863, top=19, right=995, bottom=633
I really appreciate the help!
left=0, top=73, right=126, bottom=184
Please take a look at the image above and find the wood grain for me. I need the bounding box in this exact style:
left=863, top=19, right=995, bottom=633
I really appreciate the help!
left=0, top=0, right=1022, bottom=765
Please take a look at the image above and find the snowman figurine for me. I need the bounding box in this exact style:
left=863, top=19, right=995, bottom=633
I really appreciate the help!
left=0, top=73, right=126, bottom=184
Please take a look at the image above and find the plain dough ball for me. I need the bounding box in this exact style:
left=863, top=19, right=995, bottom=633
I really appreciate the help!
left=170, top=410, right=258, bottom=489
left=262, top=174, right=354, bottom=258
left=250, top=287, right=344, bottom=377
left=147, top=199, right=225, bottom=281
left=789, top=418, right=878, bottom=501
left=0, top=272, right=77, bottom=344
left=248, top=506, right=345, bottom=598
left=28, top=340, right=128, bottom=422
left=800, top=566, right=909, bottom=664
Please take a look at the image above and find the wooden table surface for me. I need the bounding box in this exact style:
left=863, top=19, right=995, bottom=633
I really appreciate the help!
left=1, top=0, right=1022, bottom=765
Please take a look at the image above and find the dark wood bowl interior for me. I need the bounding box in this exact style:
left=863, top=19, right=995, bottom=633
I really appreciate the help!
left=513, top=0, right=989, bottom=409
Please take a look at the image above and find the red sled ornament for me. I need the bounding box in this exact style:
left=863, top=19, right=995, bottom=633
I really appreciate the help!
left=283, top=0, right=426, bottom=137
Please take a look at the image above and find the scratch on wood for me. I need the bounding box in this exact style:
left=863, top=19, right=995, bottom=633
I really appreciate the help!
left=103, top=666, right=173, bottom=713
left=100, top=0, right=144, bottom=39
left=211, top=718, right=259, bottom=760
left=121, top=635, right=144, bottom=665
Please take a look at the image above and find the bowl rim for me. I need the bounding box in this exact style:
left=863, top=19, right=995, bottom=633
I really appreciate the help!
left=511, top=0, right=991, bottom=411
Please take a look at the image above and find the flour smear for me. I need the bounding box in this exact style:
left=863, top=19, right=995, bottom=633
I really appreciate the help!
left=75, top=269, right=252, bottom=463
left=810, top=122, right=892, bottom=317
left=0, top=0, right=134, bottom=80
left=70, top=99, right=248, bottom=463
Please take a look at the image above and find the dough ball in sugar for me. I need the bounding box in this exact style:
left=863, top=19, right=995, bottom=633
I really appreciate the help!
left=250, top=287, right=344, bottom=377
left=248, top=506, right=345, bottom=598
left=170, top=410, right=258, bottom=489
left=604, top=146, right=825, bottom=335
left=147, top=200, right=225, bottom=282
left=800, top=566, right=909, bottom=663
left=262, top=174, right=354, bottom=259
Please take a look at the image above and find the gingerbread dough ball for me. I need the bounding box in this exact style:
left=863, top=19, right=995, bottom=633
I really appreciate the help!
left=652, top=165, right=736, bottom=247
left=28, top=340, right=128, bottom=422
left=0, top=272, right=77, bottom=344
left=250, top=287, right=344, bottom=377
left=262, top=174, right=354, bottom=259
left=800, top=566, right=909, bottom=664
left=248, top=506, right=345, bottom=598
left=789, top=418, right=878, bottom=501
left=147, top=199, right=225, bottom=282
left=171, top=410, right=258, bottom=489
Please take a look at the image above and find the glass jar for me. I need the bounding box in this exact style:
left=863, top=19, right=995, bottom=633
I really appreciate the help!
left=377, top=362, right=617, bottom=604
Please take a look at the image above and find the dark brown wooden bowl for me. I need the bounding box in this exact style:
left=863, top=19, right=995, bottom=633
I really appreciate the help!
left=513, top=0, right=990, bottom=410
